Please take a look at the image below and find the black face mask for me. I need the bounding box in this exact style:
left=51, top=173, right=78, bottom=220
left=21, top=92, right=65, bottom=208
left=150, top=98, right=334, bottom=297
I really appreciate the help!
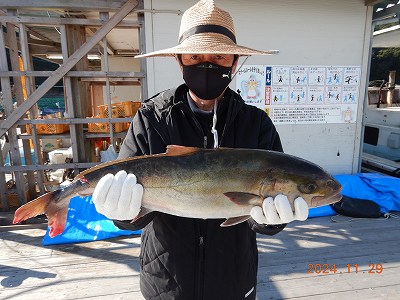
left=182, top=62, right=233, bottom=100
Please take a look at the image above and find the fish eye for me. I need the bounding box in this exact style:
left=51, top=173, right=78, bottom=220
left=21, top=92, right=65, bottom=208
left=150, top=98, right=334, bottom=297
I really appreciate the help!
left=299, top=183, right=317, bottom=194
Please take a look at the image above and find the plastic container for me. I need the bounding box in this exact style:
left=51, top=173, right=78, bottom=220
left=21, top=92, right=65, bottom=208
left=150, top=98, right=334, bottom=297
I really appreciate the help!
left=87, top=118, right=125, bottom=133
left=98, top=101, right=141, bottom=118
left=48, top=147, right=73, bottom=164
left=26, top=123, right=69, bottom=135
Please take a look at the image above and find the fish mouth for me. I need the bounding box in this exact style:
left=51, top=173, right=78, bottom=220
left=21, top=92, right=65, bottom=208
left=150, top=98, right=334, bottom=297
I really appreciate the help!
left=311, top=190, right=343, bottom=208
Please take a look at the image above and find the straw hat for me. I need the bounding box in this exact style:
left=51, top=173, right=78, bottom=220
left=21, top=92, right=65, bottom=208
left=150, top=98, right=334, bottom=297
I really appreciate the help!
left=135, top=0, right=279, bottom=58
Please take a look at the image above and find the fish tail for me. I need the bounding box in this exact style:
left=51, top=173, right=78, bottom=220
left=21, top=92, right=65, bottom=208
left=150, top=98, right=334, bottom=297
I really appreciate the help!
left=47, top=205, right=69, bottom=238
left=13, top=192, right=55, bottom=224
left=13, top=189, right=71, bottom=238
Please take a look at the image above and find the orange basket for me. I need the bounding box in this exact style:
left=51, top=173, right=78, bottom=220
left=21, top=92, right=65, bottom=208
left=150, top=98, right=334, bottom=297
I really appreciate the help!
left=123, top=122, right=131, bottom=131
left=87, top=119, right=125, bottom=133
left=98, top=101, right=141, bottom=118
left=121, top=101, right=141, bottom=116
left=26, top=123, right=69, bottom=135
left=0, top=191, right=30, bottom=209
left=98, top=105, right=121, bottom=118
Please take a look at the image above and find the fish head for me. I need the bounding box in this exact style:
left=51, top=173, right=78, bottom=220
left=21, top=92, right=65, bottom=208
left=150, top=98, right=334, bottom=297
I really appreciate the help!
left=297, top=174, right=342, bottom=208
left=260, top=155, right=342, bottom=208
left=314, top=178, right=342, bottom=207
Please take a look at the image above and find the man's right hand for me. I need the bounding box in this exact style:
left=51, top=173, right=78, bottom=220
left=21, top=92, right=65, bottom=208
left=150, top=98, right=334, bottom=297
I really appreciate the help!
left=92, top=170, right=143, bottom=220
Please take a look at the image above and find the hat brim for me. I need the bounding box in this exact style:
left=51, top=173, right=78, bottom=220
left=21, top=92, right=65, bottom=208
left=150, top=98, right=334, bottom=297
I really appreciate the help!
left=135, top=33, right=279, bottom=58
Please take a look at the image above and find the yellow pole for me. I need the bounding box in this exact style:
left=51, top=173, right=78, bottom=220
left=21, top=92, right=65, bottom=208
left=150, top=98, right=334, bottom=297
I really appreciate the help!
left=18, top=55, right=27, bottom=100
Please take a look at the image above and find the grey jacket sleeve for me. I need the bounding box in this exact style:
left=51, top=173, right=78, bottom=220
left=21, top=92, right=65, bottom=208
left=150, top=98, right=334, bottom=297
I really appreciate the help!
left=117, top=111, right=148, bottom=159
left=113, top=111, right=158, bottom=231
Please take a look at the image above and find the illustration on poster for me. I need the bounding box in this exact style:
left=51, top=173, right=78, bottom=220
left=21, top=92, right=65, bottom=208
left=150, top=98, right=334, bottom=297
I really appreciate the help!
left=327, top=73, right=341, bottom=84
left=309, top=94, right=324, bottom=103
left=343, top=93, right=353, bottom=102
left=343, top=107, right=354, bottom=123
left=241, top=74, right=261, bottom=99
left=290, top=90, right=306, bottom=102
left=345, top=75, right=358, bottom=85
left=298, top=76, right=306, bottom=84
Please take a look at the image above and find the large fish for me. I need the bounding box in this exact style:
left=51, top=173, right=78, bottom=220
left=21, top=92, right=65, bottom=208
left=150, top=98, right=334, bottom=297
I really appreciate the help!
left=13, top=145, right=342, bottom=237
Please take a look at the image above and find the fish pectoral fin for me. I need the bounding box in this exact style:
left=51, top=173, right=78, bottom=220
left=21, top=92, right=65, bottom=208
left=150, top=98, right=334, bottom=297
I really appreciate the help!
left=221, top=215, right=251, bottom=227
left=165, top=145, right=199, bottom=156
left=224, top=192, right=260, bottom=206
left=77, top=188, right=95, bottom=197
left=130, top=207, right=153, bottom=223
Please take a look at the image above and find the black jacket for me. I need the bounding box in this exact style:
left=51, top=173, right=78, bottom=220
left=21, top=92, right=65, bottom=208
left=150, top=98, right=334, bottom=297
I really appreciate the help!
left=115, top=84, right=285, bottom=300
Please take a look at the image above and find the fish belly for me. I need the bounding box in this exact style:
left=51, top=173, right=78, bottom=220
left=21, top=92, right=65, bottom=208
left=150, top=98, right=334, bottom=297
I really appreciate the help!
left=142, top=188, right=253, bottom=219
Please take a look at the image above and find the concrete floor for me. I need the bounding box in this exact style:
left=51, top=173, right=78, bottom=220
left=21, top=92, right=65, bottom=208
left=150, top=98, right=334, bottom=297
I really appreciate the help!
left=1, top=213, right=399, bottom=299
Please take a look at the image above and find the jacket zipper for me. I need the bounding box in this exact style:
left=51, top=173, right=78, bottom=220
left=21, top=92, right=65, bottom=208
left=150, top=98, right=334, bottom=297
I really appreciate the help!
left=196, top=221, right=206, bottom=300
left=178, top=103, right=212, bottom=149
left=196, top=119, right=209, bottom=149
left=197, top=120, right=210, bottom=299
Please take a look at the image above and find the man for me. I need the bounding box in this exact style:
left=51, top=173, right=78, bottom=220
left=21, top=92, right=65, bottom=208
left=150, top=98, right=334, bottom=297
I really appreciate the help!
left=93, top=1, right=308, bottom=299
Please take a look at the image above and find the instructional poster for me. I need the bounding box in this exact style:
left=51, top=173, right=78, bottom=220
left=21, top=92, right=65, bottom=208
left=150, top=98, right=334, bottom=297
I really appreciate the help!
left=236, top=65, right=361, bottom=124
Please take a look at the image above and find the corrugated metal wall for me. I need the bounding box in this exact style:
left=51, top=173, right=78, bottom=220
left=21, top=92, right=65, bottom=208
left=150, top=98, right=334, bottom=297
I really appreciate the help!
left=143, top=0, right=372, bottom=174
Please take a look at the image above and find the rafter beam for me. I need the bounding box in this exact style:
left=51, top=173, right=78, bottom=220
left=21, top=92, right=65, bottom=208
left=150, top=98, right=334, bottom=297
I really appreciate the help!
left=1, top=33, right=60, bottom=53
left=0, top=0, right=131, bottom=11
left=27, top=38, right=61, bottom=47
left=26, top=27, right=54, bottom=42
left=86, top=27, right=114, bottom=55
left=0, top=0, right=139, bottom=137
left=0, top=15, right=141, bottom=27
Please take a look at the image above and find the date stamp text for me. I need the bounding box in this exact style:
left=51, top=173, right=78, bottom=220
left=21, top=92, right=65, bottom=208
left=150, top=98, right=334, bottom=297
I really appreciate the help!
left=307, top=263, right=383, bottom=274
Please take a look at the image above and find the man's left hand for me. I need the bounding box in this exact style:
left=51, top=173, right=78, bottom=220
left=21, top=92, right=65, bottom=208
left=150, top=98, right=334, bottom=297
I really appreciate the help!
left=250, top=195, right=309, bottom=225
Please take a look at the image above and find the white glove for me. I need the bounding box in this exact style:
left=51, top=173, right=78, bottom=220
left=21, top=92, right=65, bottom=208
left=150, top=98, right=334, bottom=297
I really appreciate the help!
left=92, top=170, right=143, bottom=220
left=250, top=194, right=309, bottom=225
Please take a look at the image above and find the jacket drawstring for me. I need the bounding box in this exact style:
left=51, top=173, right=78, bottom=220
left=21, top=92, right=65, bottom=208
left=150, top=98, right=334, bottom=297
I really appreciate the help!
left=211, top=100, right=218, bottom=148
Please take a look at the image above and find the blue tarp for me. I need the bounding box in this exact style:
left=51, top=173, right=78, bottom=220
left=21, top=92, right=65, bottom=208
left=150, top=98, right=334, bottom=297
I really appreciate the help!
left=335, top=173, right=400, bottom=213
left=42, top=196, right=140, bottom=246
left=43, top=173, right=400, bottom=245
left=308, top=173, right=400, bottom=218
left=308, top=204, right=336, bottom=218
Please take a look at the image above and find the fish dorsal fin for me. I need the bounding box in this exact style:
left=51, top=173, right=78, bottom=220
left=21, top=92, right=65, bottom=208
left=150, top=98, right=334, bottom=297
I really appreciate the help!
left=75, top=145, right=198, bottom=181
left=75, top=156, right=138, bottom=179
left=165, top=145, right=200, bottom=156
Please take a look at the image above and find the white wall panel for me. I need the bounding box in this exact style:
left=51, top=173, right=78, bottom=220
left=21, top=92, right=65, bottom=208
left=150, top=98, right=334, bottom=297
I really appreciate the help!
left=142, top=0, right=372, bottom=174
left=103, top=56, right=142, bottom=102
